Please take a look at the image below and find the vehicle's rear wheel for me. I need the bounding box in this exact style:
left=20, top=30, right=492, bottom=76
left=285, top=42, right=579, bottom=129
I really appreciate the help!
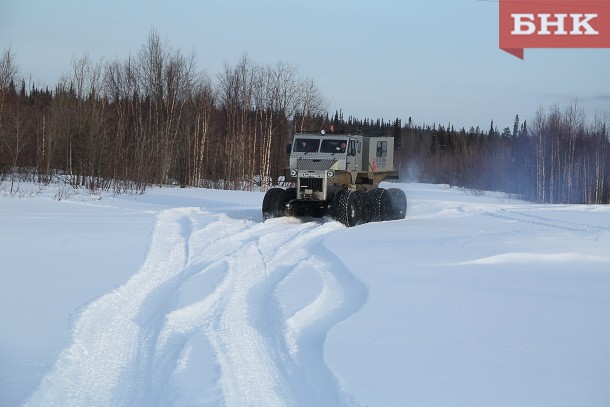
left=386, top=188, right=407, bottom=220
left=369, top=187, right=407, bottom=222
left=368, top=188, right=392, bottom=222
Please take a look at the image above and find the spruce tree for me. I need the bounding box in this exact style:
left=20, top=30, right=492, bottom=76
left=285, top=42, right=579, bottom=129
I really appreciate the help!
left=513, top=114, right=520, bottom=138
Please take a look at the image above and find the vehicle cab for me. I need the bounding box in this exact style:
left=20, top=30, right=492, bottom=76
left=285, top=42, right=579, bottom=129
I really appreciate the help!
left=287, top=133, right=363, bottom=201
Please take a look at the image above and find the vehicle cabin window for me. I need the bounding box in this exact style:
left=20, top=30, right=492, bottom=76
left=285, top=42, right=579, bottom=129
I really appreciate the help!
left=376, top=141, right=388, bottom=158
left=294, top=138, right=320, bottom=153
left=349, top=140, right=356, bottom=155
left=320, top=139, right=348, bottom=153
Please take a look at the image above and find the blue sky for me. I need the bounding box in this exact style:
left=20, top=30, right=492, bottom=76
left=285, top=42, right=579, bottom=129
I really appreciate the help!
left=1, top=0, right=608, bottom=130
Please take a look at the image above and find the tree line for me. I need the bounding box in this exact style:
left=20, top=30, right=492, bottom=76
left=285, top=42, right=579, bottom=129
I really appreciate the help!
left=0, top=30, right=326, bottom=194
left=1, top=31, right=609, bottom=203
left=392, top=109, right=609, bottom=204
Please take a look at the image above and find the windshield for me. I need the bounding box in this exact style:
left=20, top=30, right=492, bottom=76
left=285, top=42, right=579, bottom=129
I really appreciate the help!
left=320, top=139, right=347, bottom=154
left=294, top=138, right=320, bottom=153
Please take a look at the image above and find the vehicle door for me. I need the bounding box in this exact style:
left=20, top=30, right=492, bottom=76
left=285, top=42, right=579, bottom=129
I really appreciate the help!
left=345, top=138, right=359, bottom=172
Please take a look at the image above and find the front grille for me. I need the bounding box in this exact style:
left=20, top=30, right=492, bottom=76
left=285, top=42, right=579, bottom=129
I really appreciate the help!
left=299, top=177, right=323, bottom=192
left=297, top=159, right=337, bottom=171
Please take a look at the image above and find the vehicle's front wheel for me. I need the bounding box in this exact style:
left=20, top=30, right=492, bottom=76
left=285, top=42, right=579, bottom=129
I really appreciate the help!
left=332, top=189, right=361, bottom=227
left=262, top=188, right=292, bottom=220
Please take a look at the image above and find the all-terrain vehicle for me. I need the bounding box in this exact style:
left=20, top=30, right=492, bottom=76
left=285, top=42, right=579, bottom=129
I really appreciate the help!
left=262, top=131, right=407, bottom=227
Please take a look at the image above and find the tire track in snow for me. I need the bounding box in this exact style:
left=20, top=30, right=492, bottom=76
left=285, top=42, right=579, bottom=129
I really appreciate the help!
left=26, top=209, right=367, bottom=406
left=24, top=208, right=262, bottom=406
left=153, top=218, right=314, bottom=406
left=25, top=208, right=199, bottom=407
left=504, top=209, right=610, bottom=232
left=283, top=250, right=368, bottom=405
left=159, top=218, right=367, bottom=406
left=207, top=221, right=362, bottom=406
left=485, top=209, right=610, bottom=233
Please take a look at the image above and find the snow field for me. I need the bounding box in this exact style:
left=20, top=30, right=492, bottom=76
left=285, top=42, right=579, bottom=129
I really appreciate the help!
left=2, top=183, right=610, bottom=406
left=19, top=200, right=367, bottom=406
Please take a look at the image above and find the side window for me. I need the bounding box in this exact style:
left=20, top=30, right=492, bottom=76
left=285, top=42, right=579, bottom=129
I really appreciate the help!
left=349, top=140, right=356, bottom=156
left=376, top=141, right=387, bottom=158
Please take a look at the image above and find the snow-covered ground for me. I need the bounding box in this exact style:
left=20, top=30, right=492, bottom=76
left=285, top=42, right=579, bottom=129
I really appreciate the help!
left=1, top=182, right=610, bottom=406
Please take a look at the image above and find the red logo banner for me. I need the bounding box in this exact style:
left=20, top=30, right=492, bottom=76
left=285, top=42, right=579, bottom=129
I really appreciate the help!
left=499, top=0, right=610, bottom=59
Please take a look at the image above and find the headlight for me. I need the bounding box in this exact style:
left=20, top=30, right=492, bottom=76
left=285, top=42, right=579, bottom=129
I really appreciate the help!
left=290, top=169, right=297, bottom=177
left=326, top=170, right=334, bottom=178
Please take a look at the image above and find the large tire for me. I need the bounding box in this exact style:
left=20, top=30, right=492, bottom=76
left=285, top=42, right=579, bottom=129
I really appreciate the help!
left=387, top=188, right=407, bottom=220
left=332, top=189, right=361, bottom=227
left=283, top=187, right=297, bottom=216
left=262, top=188, right=291, bottom=220
left=285, top=187, right=297, bottom=200
left=355, top=190, right=372, bottom=224
left=368, top=188, right=393, bottom=222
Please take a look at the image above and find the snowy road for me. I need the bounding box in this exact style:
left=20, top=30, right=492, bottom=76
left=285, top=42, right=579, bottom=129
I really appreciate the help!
left=24, top=207, right=365, bottom=406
